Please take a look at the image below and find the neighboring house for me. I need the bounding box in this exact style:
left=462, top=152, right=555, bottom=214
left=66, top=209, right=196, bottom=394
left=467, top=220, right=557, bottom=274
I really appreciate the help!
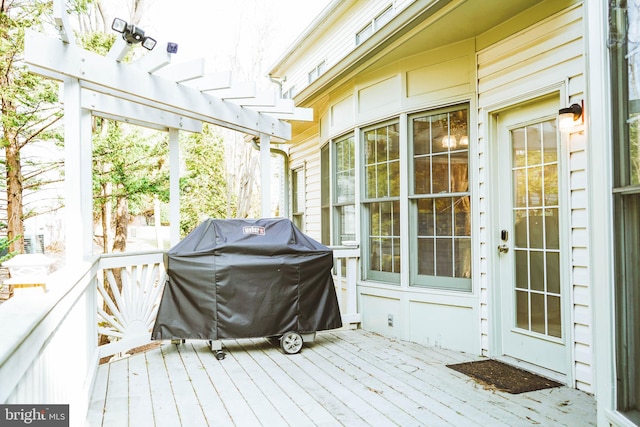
left=269, top=0, right=638, bottom=425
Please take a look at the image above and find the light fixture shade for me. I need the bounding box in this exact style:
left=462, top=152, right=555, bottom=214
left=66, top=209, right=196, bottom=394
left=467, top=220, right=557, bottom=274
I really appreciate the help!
left=111, top=18, right=127, bottom=34
left=459, top=135, right=469, bottom=146
left=142, top=37, right=157, bottom=51
left=558, top=103, right=583, bottom=132
left=441, top=135, right=457, bottom=148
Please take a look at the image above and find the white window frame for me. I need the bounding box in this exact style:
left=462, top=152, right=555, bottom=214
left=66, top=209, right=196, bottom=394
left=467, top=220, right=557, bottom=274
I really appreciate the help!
left=356, top=5, right=394, bottom=46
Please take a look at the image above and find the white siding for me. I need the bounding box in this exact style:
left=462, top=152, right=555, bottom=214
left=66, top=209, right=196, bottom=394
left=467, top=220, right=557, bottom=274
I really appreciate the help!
left=289, top=135, right=322, bottom=241
left=476, top=4, right=592, bottom=391
left=281, top=0, right=416, bottom=98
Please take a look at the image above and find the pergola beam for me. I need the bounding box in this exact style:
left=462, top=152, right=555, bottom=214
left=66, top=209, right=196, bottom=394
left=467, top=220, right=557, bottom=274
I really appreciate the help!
left=81, top=90, right=203, bottom=133
left=24, top=30, right=291, bottom=140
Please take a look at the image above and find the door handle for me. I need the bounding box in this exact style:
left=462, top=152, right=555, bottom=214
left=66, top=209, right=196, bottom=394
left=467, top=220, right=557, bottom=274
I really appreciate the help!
left=498, top=244, right=509, bottom=254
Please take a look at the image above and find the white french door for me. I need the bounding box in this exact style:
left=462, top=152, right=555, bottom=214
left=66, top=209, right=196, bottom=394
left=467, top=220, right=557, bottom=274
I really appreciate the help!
left=494, top=94, right=568, bottom=378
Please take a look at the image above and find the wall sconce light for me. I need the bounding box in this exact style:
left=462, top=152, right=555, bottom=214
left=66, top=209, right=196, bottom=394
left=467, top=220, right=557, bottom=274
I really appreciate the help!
left=558, top=102, right=583, bottom=132
left=112, top=18, right=157, bottom=50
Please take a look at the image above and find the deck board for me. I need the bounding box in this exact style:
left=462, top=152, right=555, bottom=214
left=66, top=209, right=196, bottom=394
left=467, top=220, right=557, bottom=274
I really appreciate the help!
left=87, top=329, right=596, bottom=426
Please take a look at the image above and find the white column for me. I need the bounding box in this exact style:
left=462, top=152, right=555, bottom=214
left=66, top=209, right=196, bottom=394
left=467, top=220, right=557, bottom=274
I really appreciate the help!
left=260, top=133, right=271, bottom=218
left=63, top=77, right=93, bottom=263
left=169, top=128, right=180, bottom=246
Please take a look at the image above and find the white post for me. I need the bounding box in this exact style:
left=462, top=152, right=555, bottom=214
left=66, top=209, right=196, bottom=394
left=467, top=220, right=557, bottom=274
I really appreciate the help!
left=64, top=77, right=93, bottom=263
left=169, top=128, right=181, bottom=246
left=260, top=133, right=271, bottom=218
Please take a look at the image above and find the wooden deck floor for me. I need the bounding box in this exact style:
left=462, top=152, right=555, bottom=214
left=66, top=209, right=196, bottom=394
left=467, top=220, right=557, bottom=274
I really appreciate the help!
left=87, top=330, right=596, bottom=426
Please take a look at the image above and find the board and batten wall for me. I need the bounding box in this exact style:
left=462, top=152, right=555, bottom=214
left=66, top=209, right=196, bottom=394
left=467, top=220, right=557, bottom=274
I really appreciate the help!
left=476, top=3, right=592, bottom=392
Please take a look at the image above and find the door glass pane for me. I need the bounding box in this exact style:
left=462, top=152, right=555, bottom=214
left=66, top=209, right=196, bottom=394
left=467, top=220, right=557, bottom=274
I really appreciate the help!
left=530, top=251, right=544, bottom=292
left=516, top=290, right=529, bottom=329
left=511, top=119, right=561, bottom=338
left=547, top=295, right=562, bottom=338
left=531, top=292, right=545, bottom=334
left=546, top=252, right=560, bottom=294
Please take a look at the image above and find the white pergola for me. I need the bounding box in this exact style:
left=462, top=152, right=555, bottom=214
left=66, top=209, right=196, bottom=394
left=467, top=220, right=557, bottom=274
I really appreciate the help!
left=24, top=1, right=311, bottom=263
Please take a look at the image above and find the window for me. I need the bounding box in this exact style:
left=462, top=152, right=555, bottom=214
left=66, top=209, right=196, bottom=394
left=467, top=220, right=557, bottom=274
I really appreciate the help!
left=334, top=135, right=356, bottom=244
left=292, top=167, right=305, bottom=231
left=610, top=1, right=640, bottom=421
left=410, top=106, right=471, bottom=290
left=283, top=85, right=296, bottom=100
left=356, top=5, right=394, bottom=45
left=308, top=61, right=327, bottom=84
left=363, top=122, right=400, bottom=282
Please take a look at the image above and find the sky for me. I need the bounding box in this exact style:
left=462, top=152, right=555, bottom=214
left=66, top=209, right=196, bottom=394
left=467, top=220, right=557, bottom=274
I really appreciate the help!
left=125, top=0, right=332, bottom=78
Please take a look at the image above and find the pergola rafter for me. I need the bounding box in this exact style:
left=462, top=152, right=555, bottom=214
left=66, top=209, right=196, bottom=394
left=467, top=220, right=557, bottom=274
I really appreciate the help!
left=23, top=2, right=312, bottom=262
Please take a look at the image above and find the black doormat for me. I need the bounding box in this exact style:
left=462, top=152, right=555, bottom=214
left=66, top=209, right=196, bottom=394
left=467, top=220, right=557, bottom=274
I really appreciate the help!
left=446, top=359, right=563, bottom=394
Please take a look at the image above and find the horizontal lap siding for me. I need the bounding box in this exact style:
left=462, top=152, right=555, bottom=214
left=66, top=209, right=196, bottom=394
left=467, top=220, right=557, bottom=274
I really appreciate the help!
left=282, top=0, right=417, bottom=99
left=476, top=4, right=592, bottom=391
left=290, top=137, right=322, bottom=241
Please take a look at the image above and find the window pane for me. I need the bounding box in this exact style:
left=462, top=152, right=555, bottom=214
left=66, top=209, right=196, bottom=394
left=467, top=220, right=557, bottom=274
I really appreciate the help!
left=337, top=205, right=356, bottom=243
left=376, top=163, right=389, bottom=197
left=435, top=198, right=453, bottom=236
left=370, top=202, right=380, bottom=235
left=381, top=238, right=394, bottom=272
left=380, top=202, right=393, bottom=235
left=435, top=238, right=453, bottom=276
left=367, top=201, right=401, bottom=275
left=374, top=6, right=393, bottom=29
left=431, top=113, right=448, bottom=154
left=413, top=117, right=431, bottom=155
left=414, top=156, right=431, bottom=194
left=370, top=237, right=381, bottom=270
left=454, top=238, right=471, bottom=278
left=389, top=160, right=400, bottom=197
left=450, top=151, right=469, bottom=192
left=365, top=165, right=376, bottom=198
left=431, top=155, right=449, bottom=193
left=417, top=198, right=434, bottom=235
left=418, top=237, right=435, bottom=275
left=454, top=196, right=471, bottom=236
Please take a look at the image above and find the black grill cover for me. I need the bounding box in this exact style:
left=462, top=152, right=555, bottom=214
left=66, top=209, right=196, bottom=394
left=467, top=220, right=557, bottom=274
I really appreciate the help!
left=151, top=218, right=343, bottom=340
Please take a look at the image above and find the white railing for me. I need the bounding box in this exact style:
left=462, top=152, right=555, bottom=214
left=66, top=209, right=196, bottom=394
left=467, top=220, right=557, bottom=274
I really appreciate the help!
left=0, top=246, right=360, bottom=424
left=96, top=251, right=166, bottom=359
left=331, top=245, right=361, bottom=327
left=0, top=257, right=100, bottom=427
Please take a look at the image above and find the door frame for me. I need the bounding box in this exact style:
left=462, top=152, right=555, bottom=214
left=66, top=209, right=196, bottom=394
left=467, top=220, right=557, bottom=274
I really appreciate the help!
left=485, top=84, right=574, bottom=384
